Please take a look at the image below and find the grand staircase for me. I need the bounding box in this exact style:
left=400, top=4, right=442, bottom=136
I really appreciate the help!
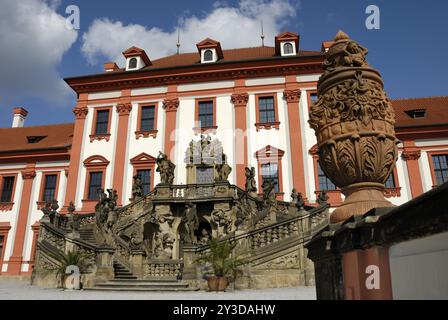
left=87, top=261, right=198, bottom=292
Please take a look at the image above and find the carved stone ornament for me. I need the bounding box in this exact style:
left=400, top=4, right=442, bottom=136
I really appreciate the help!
left=73, top=106, right=88, bottom=119
left=283, top=90, right=301, bottom=103
left=231, top=93, right=249, bottom=106
left=116, top=103, right=132, bottom=115
left=308, top=31, right=399, bottom=223
left=162, top=98, right=180, bottom=112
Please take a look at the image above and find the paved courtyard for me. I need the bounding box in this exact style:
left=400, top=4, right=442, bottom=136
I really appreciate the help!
left=0, top=279, right=316, bottom=300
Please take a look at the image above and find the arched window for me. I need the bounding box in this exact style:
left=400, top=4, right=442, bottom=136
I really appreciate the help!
left=203, top=50, right=213, bottom=62
left=128, top=57, right=138, bottom=69
left=283, top=42, right=294, bottom=55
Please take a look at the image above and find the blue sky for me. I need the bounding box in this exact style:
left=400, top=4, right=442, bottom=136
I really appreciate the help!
left=0, top=0, right=447, bottom=128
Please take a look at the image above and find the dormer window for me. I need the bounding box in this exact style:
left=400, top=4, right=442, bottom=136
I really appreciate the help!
left=405, top=109, right=427, bottom=119
left=128, top=57, right=138, bottom=69
left=27, top=136, right=46, bottom=144
left=203, top=50, right=213, bottom=62
left=122, top=46, right=151, bottom=71
left=275, top=32, right=299, bottom=57
left=196, top=38, right=223, bottom=64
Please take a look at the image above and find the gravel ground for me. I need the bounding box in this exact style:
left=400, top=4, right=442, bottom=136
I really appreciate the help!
left=0, top=279, right=316, bottom=300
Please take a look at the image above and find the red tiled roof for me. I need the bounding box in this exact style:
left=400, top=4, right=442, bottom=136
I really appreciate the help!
left=0, top=123, right=74, bottom=153
left=392, top=96, right=448, bottom=128
left=146, top=46, right=322, bottom=70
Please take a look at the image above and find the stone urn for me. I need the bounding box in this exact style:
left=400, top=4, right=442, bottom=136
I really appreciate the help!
left=309, top=31, right=399, bottom=224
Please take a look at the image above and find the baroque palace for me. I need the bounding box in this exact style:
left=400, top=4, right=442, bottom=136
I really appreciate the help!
left=0, top=31, right=447, bottom=290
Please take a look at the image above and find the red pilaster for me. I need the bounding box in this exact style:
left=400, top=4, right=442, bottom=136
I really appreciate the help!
left=231, top=87, right=249, bottom=189
left=112, top=89, right=132, bottom=206
left=284, top=75, right=307, bottom=200
left=7, top=166, right=36, bottom=275
left=163, top=86, right=179, bottom=159
left=63, top=93, right=89, bottom=210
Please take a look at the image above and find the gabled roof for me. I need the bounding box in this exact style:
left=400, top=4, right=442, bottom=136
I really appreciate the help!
left=0, top=123, right=74, bottom=154
left=275, top=32, right=300, bottom=54
left=122, top=46, right=151, bottom=66
left=391, top=96, right=448, bottom=128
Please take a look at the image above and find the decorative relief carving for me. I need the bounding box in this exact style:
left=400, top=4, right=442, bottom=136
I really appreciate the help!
left=135, top=130, right=158, bottom=139
left=401, top=150, right=421, bottom=161
left=21, top=169, right=36, bottom=180
left=0, top=203, right=14, bottom=211
left=72, top=106, right=88, bottom=119
left=162, top=98, right=179, bottom=112
left=255, top=122, right=280, bottom=131
left=116, top=103, right=132, bottom=115
left=89, top=134, right=111, bottom=143
left=283, top=90, right=301, bottom=103
left=231, top=93, right=249, bottom=106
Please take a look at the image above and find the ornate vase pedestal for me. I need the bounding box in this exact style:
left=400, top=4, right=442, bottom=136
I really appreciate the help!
left=331, top=182, right=393, bottom=224
left=309, top=31, right=399, bottom=225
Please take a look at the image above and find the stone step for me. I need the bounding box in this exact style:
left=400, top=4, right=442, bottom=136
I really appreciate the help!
left=96, top=281, right=190, bottom=288
left=85, top=286, right=198, bottom=292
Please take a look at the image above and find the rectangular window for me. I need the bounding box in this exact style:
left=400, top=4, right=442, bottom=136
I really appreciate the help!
left=42, top=175, right=57, bottom=203
left=310, top=93, right=318, bottom=103
left=0, top=177, right=15, bottom=203
left=261, top=163, right=280, bottom=193
left=140, top=106, right=155, bottom=132
left=137, top=169, right=151, bottom=195
left=317, top=161, right=336, bottom=191
left=88, top=172, right=103, bottom=200
left=258, top=96, right=276, bottom=123
left=95, top=110, right=110, bottom=135
left=198, top=101, right=214, bottom=128
left=384, top=173, right=396, bottom=189
left=432, top=154, right=448, bottom=185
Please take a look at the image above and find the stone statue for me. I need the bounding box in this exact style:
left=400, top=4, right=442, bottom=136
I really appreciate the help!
left=132, top=174, right=144, bottom=200
left=291, top=189, right=305, bottom=211
left=291, top=188, right=299, bottom=204
left=182, top=202, right=199, bottom=244
left=215, top=154, right=232, bottom=182
left=309, top=31, right=398, bottom=223
left=198, top=229, right=210, bottom=245
left=67, top=201, right=80, bottom=232
left=94, top=188, right=118, bottom=231
left=245, top=167, right=257, bottom=194
left=156, top=151, right=176, bottom=184
left=317, top=191, right=329, bottom=206
left=210, top=208, right=235, bottom=237
left=262, top=179, right=277, bottom=205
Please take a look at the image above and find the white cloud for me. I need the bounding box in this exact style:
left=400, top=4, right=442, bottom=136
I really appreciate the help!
left=0, top=0, right=77, bottom=106
left=81, top=0, right=299, bottom=65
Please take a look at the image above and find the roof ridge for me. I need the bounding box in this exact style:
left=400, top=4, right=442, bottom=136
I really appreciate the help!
left=391, top=96, right=448, bottom=101
left=0, top=122, right=74, bottom=130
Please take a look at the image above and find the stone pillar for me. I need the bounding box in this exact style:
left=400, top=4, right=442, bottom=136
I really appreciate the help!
left=402, top=142, right=424, bottom=197
left=130, top=249, right=145, bottom=278
left=284, top=79, right=307, bottom=201
left=113, top=94, right=132, bottom=206
left=8, top=167, right=36, bottom=275
left=342, top=246, right=393, bottom=300
left=231, top=91, right=249, bottom=189
left=63, top=94, right=89, bottom=210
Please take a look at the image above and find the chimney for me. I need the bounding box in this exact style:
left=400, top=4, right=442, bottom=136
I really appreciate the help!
left=104, top=62, right=119, bottom=72
left=12, top=107, right=28, bottom=128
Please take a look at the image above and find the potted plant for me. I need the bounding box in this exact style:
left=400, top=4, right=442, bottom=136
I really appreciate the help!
left=51, top=250, right=87, bottom=289
left=196, top=238, right=246, bottom=291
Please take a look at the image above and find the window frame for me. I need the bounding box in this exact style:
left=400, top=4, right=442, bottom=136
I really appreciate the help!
left=194, top=97, right=217, bottom=134
left=0, top=174, right=18, bottom=211
left=90, top=106, right=112, bottom=142
left=255, top=93, right=280, bottom=131
left=36, top=172, right=61, bottom=209
left=316, top=160, right=337, bottom=191
left=0, top=222, right=11, bottom=275
left=87, top=171, right=104, bottom=200
left=203, top=49, right=214, bottom=62
left=128, top=57, right=138, bottom=69
left=428, top=151, right=448, bottom=187
left=82, top=155, right=110, bottom=212
left=136, top=103, right=159, bottom=139
left=283, top=42, right=294, bottom=55
left=307, top=89, right=318, bottom=110
left=130, top=153, right=156, bottom=200
left=255, top=145, right=285, bottom=200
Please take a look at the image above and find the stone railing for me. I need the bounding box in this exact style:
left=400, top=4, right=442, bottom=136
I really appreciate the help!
left=145, top=259, right=184, bottom=280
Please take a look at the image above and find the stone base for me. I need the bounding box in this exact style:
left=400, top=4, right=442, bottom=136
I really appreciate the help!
left=331, top=183, right=394, bottom=224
